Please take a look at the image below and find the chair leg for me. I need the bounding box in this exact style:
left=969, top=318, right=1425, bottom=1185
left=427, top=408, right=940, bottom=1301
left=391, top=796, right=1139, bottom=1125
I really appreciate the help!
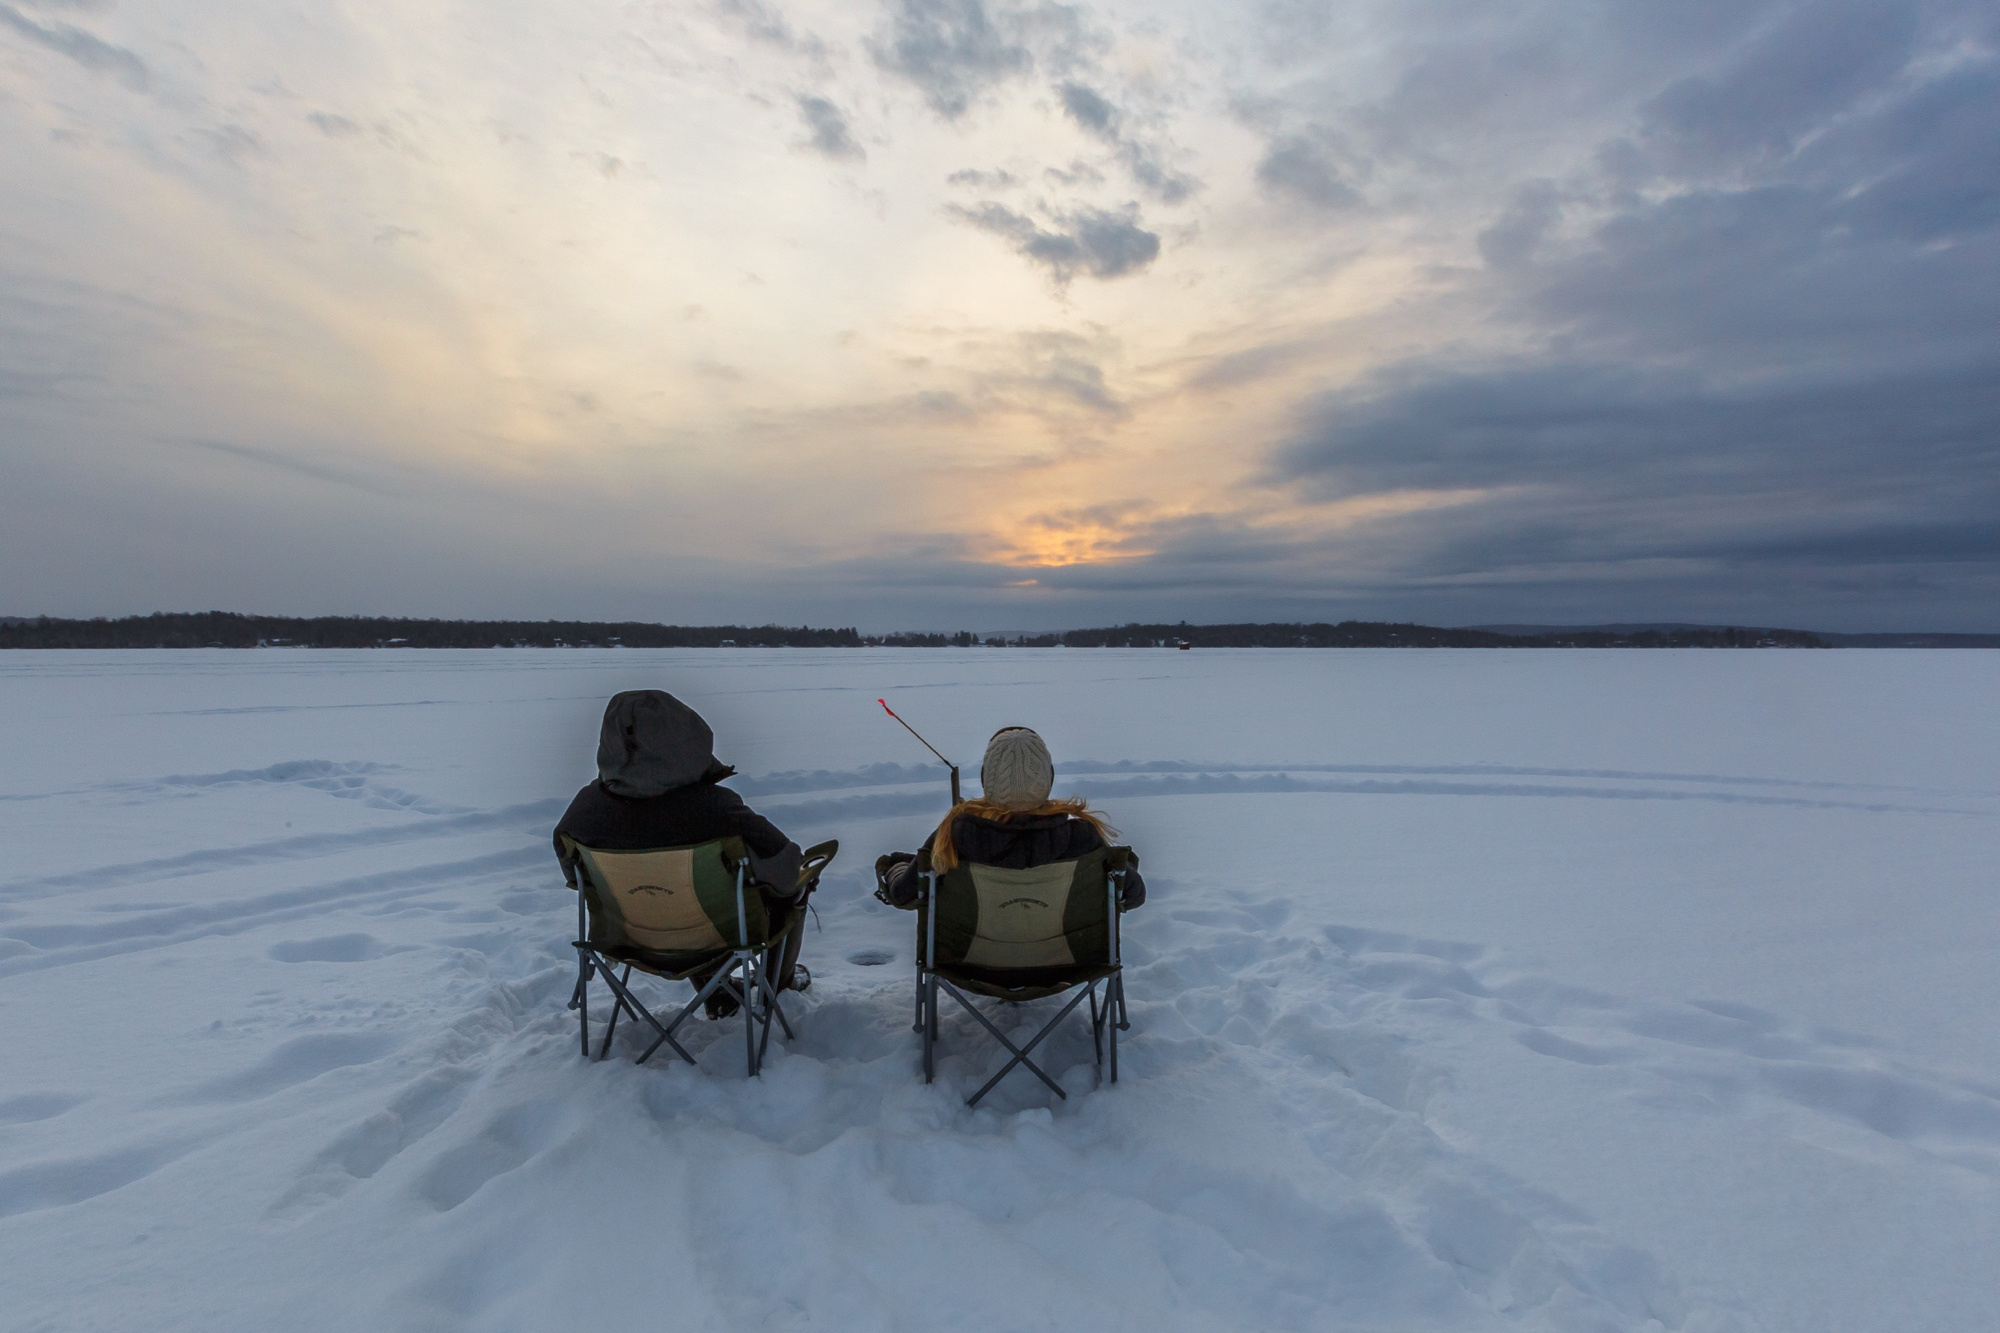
left=597, top=966, right=669, bottom=1063
left=754, top=962, right=794, bottom=1042
left=942, top=979, right=1092, bottom=1106
left=635, top=965, right=743, bottom=1066
left=741, top=954, right=758, bottom=1077
left=1088, top=981, right=1103, bottom=1068
left=923, top=972, right=938, bottom=1083
left=754, top=963, right=795, bottom=1040
left=623, top=968, right=709, bottom=1068
left=597, top=964, right=633, bottom=1060
left=576, top=951, right=591, bottom=1057
left=1110, top=973, right=1120, bottom=1083
left=747, top=954, right=792, bottom=1076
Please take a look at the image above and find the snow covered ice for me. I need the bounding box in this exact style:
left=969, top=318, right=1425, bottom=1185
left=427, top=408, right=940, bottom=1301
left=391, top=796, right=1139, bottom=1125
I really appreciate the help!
left=2, top=648, right=1996, bottom=1332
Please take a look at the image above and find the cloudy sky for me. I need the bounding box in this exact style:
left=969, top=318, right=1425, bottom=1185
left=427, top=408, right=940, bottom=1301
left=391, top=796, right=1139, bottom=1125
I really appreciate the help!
left=2, top=0, right=1995, bottom=630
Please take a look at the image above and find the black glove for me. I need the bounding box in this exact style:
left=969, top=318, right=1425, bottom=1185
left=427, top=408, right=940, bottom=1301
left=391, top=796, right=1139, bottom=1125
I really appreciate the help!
left=874, top=852, right=915, bottom=904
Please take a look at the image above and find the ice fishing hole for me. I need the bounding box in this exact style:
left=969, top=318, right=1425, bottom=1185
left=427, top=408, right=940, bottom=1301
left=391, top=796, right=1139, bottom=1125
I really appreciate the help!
left=847, top=948, right=895, bottom=967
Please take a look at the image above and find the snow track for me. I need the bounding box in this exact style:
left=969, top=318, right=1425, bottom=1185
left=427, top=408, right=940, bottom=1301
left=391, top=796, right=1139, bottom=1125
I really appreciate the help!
left=1, top=649, right=1994, bottom=1331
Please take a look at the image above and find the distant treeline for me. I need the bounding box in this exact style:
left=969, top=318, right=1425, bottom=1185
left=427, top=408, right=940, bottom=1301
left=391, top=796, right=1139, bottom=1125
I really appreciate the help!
left=0, top=613, right=1854, bottom=649
left=1818, top=631, right=2000, bottom=648
left=1051, top=622, right=1831, bottom=648
left=0, top=613, right=863, bottom=649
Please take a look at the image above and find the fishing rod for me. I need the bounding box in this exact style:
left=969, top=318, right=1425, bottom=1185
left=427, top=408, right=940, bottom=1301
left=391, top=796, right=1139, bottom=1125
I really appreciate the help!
left=878, top=698, right=961, bottom=804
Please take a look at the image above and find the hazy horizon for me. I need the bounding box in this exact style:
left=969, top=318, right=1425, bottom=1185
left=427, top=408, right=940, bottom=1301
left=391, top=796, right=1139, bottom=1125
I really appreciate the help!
left=3, top=609, right=1995, bottom=639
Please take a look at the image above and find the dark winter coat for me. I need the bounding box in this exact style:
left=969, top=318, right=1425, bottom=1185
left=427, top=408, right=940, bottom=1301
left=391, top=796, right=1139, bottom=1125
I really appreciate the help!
left=881, top=810, right=1146, bottom=909
left=553, top=690, right=803, bottom=895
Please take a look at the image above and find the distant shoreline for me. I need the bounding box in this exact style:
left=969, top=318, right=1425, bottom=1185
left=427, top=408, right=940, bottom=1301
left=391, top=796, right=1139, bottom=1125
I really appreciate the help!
left=4, top=613, right=1996, bottom=649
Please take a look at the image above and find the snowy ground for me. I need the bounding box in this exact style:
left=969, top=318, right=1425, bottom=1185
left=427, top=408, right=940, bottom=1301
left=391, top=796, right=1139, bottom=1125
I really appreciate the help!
left=1, top=648, right=1996, bottom=1332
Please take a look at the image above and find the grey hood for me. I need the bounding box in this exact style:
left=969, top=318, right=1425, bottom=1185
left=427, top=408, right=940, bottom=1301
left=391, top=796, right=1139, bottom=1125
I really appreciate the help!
left=595, top=690, right=730, bottom=798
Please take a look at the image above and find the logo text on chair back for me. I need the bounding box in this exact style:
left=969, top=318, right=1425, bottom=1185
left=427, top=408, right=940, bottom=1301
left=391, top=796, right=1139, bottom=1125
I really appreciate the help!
left=963, top=861, right=1079, bottom=968
left=577, top=846, right=730, bottom=953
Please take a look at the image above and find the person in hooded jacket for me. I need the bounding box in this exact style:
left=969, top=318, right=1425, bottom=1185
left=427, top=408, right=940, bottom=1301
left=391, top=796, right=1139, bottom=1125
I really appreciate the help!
left=874, top=725, right=1146, bottom=910
left=555, top=690, right=812, bottom=1017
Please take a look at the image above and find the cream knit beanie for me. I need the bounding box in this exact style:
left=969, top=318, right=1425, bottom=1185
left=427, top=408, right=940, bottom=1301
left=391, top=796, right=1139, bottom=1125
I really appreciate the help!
left=980, top=727, right=1055, bottom=810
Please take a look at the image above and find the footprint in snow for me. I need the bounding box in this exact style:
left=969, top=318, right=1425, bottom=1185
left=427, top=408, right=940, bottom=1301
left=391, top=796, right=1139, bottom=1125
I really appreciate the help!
left=0, top=1091, right=87, bottom=1125
left=172, top=1032, right=404, bottom=1105
left=268, top=933, right=389, bottom=963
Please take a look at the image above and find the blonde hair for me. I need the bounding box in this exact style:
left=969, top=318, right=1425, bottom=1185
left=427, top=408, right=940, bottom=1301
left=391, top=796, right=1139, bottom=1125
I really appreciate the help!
left=928, top=796, right=1116, bottom=873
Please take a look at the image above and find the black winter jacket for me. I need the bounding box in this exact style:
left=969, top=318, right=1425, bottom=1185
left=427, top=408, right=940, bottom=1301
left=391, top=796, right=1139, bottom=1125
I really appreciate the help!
left=882, top=810, right=1146, bottom=909
left=553, top=773, right=802, bottom=895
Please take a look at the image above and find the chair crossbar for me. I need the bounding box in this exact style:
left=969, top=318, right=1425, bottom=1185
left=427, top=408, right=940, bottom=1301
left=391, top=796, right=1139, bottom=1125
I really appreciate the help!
left=937, top=976, right=1097, bottom=1105
left=642, top=952, right=750, bottom=1068
left=752, top=960, right=795, bottom=1042
left=574, top=942, right=784, bottom=1072
left=597, top=963, right=637, bottom=1059
left=585, top=949, right=697, bottom=1067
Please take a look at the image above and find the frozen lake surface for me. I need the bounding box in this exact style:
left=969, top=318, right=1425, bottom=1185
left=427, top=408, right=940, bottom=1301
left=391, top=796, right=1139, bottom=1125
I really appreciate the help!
left=2, top=648, right=1996, bottom=1332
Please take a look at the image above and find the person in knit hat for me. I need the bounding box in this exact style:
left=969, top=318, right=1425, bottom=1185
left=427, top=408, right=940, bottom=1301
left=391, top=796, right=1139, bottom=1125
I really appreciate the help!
left=874, top=726, right=1146, bottom=909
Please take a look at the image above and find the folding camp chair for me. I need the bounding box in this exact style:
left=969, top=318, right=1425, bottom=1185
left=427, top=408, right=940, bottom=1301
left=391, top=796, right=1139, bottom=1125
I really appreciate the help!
left=562, top=836, right=836, bottom=1076
left=914, top=846, right=1135, bottom=1106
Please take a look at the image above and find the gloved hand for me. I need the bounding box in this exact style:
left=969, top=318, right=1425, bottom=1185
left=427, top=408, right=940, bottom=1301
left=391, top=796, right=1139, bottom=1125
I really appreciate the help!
left=874, top=852, right=915, bottom=904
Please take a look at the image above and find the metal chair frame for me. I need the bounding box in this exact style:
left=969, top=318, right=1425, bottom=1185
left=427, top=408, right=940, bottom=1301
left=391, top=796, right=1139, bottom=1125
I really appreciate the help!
left=915, top=865, right=1131, bottom=1106
left=567, top=854, right=793, bottom=1077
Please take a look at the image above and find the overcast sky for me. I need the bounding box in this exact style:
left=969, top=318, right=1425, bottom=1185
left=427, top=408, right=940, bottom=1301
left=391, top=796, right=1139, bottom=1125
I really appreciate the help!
left=2, top=0, right=1995, bottom=630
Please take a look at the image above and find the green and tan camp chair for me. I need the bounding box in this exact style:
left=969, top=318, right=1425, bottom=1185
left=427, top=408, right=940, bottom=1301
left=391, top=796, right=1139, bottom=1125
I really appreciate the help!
left=914, top=845, right=1135, bottom=1106
left=561, top=835, right=837, bottom=1076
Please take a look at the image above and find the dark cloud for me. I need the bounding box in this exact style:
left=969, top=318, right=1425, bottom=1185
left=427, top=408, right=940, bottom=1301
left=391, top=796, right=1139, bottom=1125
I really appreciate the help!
left=1525, top=31, right=2000, bottom=373
left=948, top=201, right=1160, bottom=282
left=1008, top=332, right=1122, bottom=414
left=173, top=437, right=410, bottom=499
left=947, top=167, right=1018, bottom=188
left=1255, top=134, right=1361, bottom=209
left=1277, top=363, right=2000, bottom=506
left=1639, top=0, right=1918, bottom=169
left=1056, top=81, right=1199, bottom=203
left=814, top=331, right=1126, bottom=428
left=1058, top=80, right=1116, bottom=134
left=200, top=125, right=266, bottom=166
left=305, top=111, right=361, bottom=137
left=1184, top=339, right=1318, bottom=392
left=1792, top=62, right=2000, bottom=246
left=796, top=94, right=864, bottom=160
left=870, top=0, right=1031, bottom=118
left=0, top=2, right=146, bottom=89
left=1043, top=159, right=1105, bottom=187
left=1122, top=149, right=1199, bottom=206
left=719, top=0, right=828, bottom=59
left=1477, top=181, right=1561, bottom=268
left=0, top=367, right=84, bottom=400
left=1133, top=0, right=2000, bottom=627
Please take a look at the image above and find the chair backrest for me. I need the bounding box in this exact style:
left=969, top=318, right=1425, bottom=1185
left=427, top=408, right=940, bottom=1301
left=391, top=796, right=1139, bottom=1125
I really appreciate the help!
left=927, top=846, right=1122, bottom=971
left=563, top=835, right=764, bottom=955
